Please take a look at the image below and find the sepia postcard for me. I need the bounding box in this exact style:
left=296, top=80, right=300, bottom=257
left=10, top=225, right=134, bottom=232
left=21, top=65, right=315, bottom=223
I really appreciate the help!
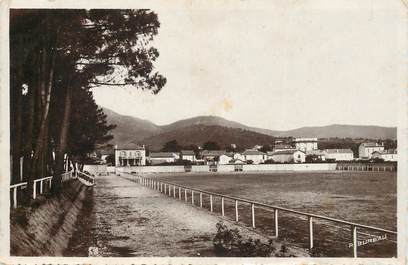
left=0, top=0, right=407, bottom=264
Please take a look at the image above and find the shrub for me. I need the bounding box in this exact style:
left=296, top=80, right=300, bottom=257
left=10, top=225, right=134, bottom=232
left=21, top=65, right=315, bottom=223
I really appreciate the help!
left=213, top=222, right=242, bottom=255
left=213, top=222, right=275, bottom=257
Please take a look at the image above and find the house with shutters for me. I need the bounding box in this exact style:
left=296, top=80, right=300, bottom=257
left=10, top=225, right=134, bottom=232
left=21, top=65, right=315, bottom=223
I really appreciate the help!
left=114, top=143, right=146, bottom=167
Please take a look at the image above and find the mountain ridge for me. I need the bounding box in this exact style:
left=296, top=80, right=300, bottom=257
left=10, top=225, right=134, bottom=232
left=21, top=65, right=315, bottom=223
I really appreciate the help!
left=101, top=107, right=397, bottom=148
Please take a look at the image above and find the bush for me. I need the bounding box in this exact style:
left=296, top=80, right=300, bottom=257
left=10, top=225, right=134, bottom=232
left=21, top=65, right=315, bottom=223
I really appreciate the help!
left=213, top=222, right=241, bottom=255
left=213, top=222, right=275, bottom=257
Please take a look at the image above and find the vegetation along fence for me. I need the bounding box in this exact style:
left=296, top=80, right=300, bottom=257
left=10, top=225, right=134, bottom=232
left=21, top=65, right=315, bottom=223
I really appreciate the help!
left=10, top=170, right=95, bottom=208
left=131, top=175, right=397, bottom=258
left=336, top=163, right=396, bottom=171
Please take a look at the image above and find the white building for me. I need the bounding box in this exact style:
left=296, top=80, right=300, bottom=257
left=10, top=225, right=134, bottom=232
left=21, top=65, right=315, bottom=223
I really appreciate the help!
left=149, top=152, right=180, bottom=165
left=371, top=149, right=397, bottom=161
left=233, top=152, right=245, bottom=161
left=270, top=150, right=306, bottom=163
left=201, top=150, right=226, bottom=164
left=218, top=154, right=233, bottom=165
left=382, top=149, right=397, bottom=161
left=273, top=144, right=295, bottom=152
left=293, top=138, right=318, bottom=152
left=180, top=150, right=196, bottom=162
left=358, top=143, right=384, bottom=158
left=115, top=143, right=146, bottom=167
left=242, top=149, right=266, bottom=164
left=324, top=149, right=354, bottom=161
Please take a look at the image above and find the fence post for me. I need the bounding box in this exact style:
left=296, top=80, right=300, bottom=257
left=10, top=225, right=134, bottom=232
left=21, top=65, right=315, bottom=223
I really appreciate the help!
left=351, top=225, right=357, bottom=258
left=274, top=209, right=279, bottom=238
left=13, top=187, right=17, bottom=208
left=235, top=200, right=239, bottom=222
left=173, top=185, right=176, bottom=198
left=309, top=216, right=313, bottom=250
left=40, top=179, right=43, bottom=194
left=221, top=197, right=225, bottom=216
left=179, top=187, right=181, bottom=200
left=192, top=190, right=194, bottom=205
left=49, top=178, right=52, bottom=189
left=185, top=189, right=187, bottom=202
left=200, top=192, right=203, bottom=208
left=251, top=203, right=255, bottom=228
left=33, top=182, right=37, bottom=199
left=210, top=195, right=213, bottom=212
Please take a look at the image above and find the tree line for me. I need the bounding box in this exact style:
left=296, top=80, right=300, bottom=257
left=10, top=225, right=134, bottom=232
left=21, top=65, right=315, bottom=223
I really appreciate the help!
left=10, top=9, right=166, bottom=204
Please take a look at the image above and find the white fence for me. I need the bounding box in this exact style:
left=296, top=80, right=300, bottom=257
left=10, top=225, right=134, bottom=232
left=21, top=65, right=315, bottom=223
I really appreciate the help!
left=9, top=170, right=94, bottom=208
left=116, top=163, right=338, bottom=174
left=133, top=175, right=397, bottom=258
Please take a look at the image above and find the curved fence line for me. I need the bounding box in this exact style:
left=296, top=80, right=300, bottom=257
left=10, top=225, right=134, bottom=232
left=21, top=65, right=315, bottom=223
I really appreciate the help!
left=125, top=173, right=396, bottom=258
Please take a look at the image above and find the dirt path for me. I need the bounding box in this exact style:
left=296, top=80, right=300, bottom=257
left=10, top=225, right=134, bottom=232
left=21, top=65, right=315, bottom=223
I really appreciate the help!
left=90, top=173, right=225, bottom=256
left=87, top=173, right=307, bottom=257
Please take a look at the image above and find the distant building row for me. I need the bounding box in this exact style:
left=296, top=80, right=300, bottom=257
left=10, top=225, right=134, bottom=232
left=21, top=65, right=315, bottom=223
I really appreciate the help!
left=113, top=139, right=397, bottom=167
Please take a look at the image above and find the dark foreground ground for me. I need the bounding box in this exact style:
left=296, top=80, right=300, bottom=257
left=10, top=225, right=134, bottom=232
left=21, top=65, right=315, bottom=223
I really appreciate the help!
left=152, top=171, right=397, bottom=257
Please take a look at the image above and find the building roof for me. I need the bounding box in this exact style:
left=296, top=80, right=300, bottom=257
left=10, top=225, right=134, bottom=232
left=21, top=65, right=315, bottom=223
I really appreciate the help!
left=360, top=142, right=384, bottom=148
left=271, top=150, right=304, bottom=155
left=116, top=143, right=144, bottom=150
left=325, top=149, right=353, bottom=154
left=181, top=150, right=195, bottom=155
left=242, top=149, right=266, bottom=156
left=201, top=150, right=226, bottom=156
left=149, top=152, right=177, bottom=158
left=274, top=144, right=294, bottom=149
left=293, top=138, right=318, bottom=142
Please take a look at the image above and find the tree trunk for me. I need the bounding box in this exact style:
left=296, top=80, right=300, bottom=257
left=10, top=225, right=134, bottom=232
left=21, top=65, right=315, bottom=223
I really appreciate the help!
left=53, top=86, right=72, bottom=193
left=26, top=44, right=56, bottom=203
left=11, top=68, right=23, bottom=184
left=23, top=80, right=35, bottom=182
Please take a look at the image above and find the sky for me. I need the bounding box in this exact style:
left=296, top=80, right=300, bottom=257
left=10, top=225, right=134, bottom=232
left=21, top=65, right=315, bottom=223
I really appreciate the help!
left=92, top=0, right=406, bottom=130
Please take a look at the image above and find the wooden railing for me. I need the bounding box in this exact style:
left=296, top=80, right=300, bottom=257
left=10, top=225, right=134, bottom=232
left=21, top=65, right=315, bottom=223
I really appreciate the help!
left=77, top=171, right=95, bottom=186
left=132, top=175, right=397, bottom=258
left=10, top=170, right=80, bottom=208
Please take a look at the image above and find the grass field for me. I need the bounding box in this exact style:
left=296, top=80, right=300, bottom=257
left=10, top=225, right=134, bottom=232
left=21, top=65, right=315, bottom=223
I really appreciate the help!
left=152, top=171, right=397, bottom=257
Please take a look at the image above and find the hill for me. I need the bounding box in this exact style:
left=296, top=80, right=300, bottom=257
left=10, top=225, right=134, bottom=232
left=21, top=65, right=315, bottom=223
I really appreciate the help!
left=102, top=108, right=162, bottom=145
left=101, top=107, right=397, bottom=148
left=135, top=125, right=276, bottom=151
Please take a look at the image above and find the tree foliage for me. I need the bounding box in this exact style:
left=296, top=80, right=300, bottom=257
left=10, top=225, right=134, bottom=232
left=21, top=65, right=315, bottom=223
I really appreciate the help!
left=10, top=9, right=166, bottom=201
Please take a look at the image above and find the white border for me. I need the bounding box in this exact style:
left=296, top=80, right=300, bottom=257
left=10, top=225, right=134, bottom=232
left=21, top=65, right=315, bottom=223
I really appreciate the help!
left=0, top=1, right=407, bottom=264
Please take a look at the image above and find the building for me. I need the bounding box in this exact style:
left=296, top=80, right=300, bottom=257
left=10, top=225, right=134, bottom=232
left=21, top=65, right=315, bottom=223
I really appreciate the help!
left=382, top=149, right=397, bottom=161
left=218, top=154, right=233, bottom=165
left=180, top=150, right=196, bottom=162
left=233, top=152, right=245, bottom=161
left=305, top=149, right=327, bottom=161
left=371, top=149, right=397, bottom=161
left=293, top=138, right=318, bottom=152
left=358, top=143, right=384, bottom=158
left=273, top=144, right=295, bottom=152
left=149, top=152, right=180, bottom=165
left=201, top=150, right=227, bottom=164
left=270, top=150, right=306, bottom=163
left=114, top=143, right=146, bottom=167
left=242, top=149, right=267, bottom=164
left=324, top=149, right=354, bottom=161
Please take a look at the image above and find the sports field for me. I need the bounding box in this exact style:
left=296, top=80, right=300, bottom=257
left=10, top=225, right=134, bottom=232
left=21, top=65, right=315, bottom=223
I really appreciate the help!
left=153, top=171, right=397, bottom=257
